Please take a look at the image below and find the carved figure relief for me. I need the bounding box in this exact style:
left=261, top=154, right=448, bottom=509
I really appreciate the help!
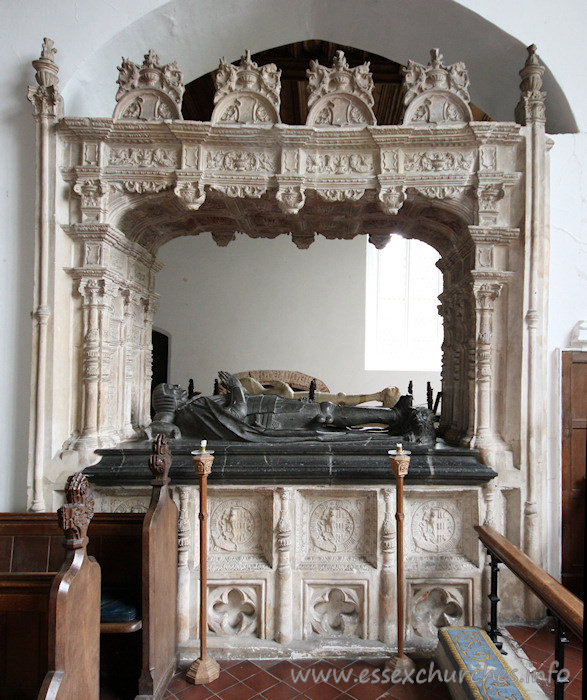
left=299, top=492, right=377, bottom=570
left=306, top=153, right=372, bottom=174
left=206, top=150, right=274, bottom=172
left=209, top=492, right=272, bottom=569
left=211, top=501, right=259, bottom=552
left=411, top=500, right=460, bottom=553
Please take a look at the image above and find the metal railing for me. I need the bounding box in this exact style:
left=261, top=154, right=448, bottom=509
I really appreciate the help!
left=475, top=525, right=583, bottom=700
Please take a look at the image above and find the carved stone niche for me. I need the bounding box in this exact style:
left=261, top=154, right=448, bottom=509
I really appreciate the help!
left=303, top=581, right=367, bottom=639
left=407, top=580, right=472, bottom=643
left=113, top=49, right=184, bottom=121
left=402, top=49, right=472, bottom=126
left=211, top=50, right=281, bottom=125
left=208, top=581, right=265, bottom=638
left=306, top=50, right=376, bottom=127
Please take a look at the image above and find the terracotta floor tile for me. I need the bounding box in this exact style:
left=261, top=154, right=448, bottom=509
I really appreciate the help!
left=244, top=669, right=280, bottom=694
left=565, top=676, right=584, bottom=699
left=227, top=660, right=262, bottom=681
left=505, top=625, right=537, bottom=646
left=200, top=669, right=239, bottom=693
left=167, top=673, right=192, bottom=693
left=263, top=681, right=307, bottom=700
left=304, top=681, right=349, bottom=700
left=174, top=683, right=217, bottom=699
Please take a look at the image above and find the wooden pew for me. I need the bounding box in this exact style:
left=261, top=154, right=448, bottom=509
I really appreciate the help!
left=88, top=433, right=178, bottom=700
left=0, top=473, right=100, bottom=700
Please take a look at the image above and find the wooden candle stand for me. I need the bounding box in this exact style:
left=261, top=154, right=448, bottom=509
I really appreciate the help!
left=186, top=443, right=220, bottom=685
left=386, top=445, right=416, bottom=676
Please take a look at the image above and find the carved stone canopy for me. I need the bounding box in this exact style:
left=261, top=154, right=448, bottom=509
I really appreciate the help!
left=113, top=49, right=185, bottom=121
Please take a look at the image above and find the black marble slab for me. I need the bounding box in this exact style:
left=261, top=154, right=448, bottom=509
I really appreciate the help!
left=85, top=437, right=497, bottom=486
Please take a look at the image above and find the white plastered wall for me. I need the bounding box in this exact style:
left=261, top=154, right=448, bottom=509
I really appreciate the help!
left=0, top=1, right=584, bottom=586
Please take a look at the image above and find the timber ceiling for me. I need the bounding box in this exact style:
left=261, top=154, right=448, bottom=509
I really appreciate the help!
left=182, top=40, right=492, bottom=125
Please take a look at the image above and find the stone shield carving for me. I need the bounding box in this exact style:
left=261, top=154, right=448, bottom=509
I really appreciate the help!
left=411, top=500, right=460, bottom=553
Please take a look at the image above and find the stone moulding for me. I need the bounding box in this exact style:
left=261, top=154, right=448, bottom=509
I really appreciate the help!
left=59, top=117, right=525, bottom=232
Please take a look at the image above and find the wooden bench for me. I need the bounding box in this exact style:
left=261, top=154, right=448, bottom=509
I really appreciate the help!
left=0, top=472, right=100, bottom=700
left=88, top=433, right=178, bottom=699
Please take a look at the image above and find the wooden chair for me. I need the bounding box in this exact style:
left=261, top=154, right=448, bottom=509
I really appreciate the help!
left=0, top=473, right=100, bottom=700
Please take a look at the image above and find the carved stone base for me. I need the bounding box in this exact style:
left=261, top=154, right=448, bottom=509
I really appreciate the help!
left=186, top=656, right=220, bottom=685
left=386, top=653, right=417, bottom=678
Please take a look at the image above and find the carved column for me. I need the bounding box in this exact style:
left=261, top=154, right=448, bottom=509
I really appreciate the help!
left=139, top=297, right=157, bottom=429
left=275, top=487, right=293, bottom=643
left=121, top=290, right=137, bottom=439
left=379, top=488, right=396, bottom=644
left=516, top=46, right=548, bottom=596
left=27, top=39, right=64, bottom=511
left=97, top=280, right=117, bottom=444
left=177, top=486, right=192, bottom=643
left=473, top=280, right=502, bottom=455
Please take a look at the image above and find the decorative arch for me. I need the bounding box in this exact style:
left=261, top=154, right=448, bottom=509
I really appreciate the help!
left=27, top=38, right=549, bottom=587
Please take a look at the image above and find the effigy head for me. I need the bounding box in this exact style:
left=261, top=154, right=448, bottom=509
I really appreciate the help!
left=152, top=383, right=188, bottom=416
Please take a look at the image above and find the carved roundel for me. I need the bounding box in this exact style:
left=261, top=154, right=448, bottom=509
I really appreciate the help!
left=411, top=500, right=461, bottom=553
left=309, top=500, right=359, bottom=553
left=211, top=500, right=260, bottom=552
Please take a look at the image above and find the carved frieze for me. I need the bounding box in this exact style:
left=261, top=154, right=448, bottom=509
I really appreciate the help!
left=206, top=150, right=274, bottom=172
left=306, top=153, right=372, bottom=174
left=317, top=189, right=364, bottom=202
left=109, top=147, right=177, bottom=168
left=403, top=151, right=474, bottom=172
left=210, top=184, right=267, bottom=199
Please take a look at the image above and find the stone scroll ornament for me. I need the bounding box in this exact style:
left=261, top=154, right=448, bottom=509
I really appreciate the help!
left=148, top=433, right=172, bottom=484
left=402, top=49, right=472, bottom=126
left=306, top=50, right=376, bottom=126
left=57, top=472, right=95, bottom=545
left=113, top=49, right=185, bottom=121
left=211, top=50, right=281, bottom=124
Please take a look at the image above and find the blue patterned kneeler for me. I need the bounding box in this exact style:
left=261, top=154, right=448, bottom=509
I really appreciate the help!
left=438, top=627, right=530, bottom=700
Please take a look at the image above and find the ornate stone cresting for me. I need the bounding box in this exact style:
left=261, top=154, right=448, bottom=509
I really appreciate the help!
left=402, top=49, right=472, bottom=126
left=27, top=37, right=64, bottom=118
left=113, top=49, right=184, bottom=121
left=211, top=50, right=281, bottom=124
left=515, top=45, right=546, bottom=126
left=57, top=472, right=95, bottom=545
left=306, top=50, right=376, bottom=126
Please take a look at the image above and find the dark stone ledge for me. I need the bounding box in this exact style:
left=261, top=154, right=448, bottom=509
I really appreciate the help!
left=84, top=437, right=497, bottom=486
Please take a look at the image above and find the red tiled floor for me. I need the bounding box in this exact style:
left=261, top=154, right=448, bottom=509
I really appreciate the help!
left=506, top=622, right=583, bottom=699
